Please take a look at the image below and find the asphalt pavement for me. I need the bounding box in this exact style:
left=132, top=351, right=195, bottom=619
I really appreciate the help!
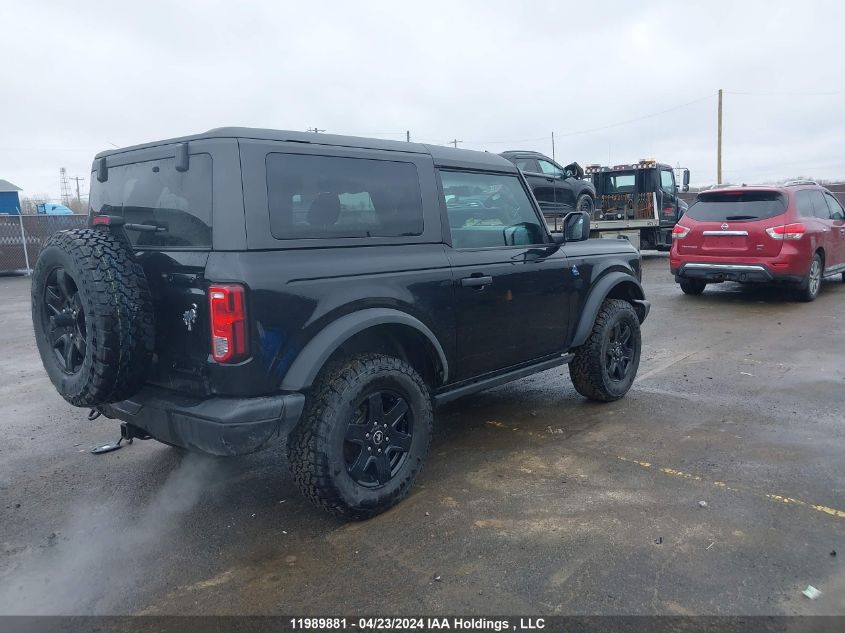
left=1, top=254, right=843, bottom=616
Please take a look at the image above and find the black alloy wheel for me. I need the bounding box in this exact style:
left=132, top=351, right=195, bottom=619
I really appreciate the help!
left=344, top=390, right=413, bottom=487
left=43, top=267, right=87, bottom=374
left=605, top=320, right=634, bottom=382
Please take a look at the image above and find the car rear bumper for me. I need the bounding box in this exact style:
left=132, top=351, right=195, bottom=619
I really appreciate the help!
left=672, top=262, right=802, bottom=284
left=100, top=386, right=306, bottom=456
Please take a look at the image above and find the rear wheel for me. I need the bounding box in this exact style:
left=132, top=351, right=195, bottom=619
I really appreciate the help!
left=287, top=353, right=433, bottom=520
left=569, top=299, right=641, bottom=402
left=795, top=253, right=823, bottom=302
left=576, top=194, right=595, bottom=215
left=679, top=278, right=707, bottom=295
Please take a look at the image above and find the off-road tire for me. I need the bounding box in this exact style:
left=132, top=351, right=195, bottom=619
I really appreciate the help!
left=569, top=299, right=641, bottom=402
left=679, top=278, right=707, bottom=295
left=287, top=353, right=433, bottom=520
left=795, top=253, right=823, bottom=302
left=31, top=228, right=154, bottom=406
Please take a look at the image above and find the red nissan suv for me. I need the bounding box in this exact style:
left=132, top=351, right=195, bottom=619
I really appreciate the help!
left=670, top=183, right=845, bottom=301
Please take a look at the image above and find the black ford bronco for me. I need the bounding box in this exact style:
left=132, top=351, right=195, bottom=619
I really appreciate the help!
left=31, top=128, right=649, bottom=519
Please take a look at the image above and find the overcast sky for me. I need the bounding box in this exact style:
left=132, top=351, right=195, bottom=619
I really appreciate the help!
left=2, top=0, right=844, bottom=200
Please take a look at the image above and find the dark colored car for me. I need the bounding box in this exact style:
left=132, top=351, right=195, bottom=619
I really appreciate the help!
left=500, top=150, right=596, bottom=215
left=670, top=183, right=845, bottom=301
left=30, top=128, right=649, bottom=519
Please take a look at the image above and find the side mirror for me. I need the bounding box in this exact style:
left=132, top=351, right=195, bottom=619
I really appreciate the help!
left=561, top=211, right=590, bottom=242
left=682, top=169, right=690, bottom=193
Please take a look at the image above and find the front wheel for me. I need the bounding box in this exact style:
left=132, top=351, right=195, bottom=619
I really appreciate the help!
left=287, top=353, right=433, bottom=520
left=569, top=299, right=641, bottom=402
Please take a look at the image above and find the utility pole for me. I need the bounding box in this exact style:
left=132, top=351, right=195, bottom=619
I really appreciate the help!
left=406, top=130, right=411, bottom=143
left=449, top=139, right=462, bottom=148
left=717, top=88, right=723, bottom=185
left=307, top=127, right=325, bottom=134
left=70, top=176, right=85, bottom=204
left=551, top=132, right=555, bottom=161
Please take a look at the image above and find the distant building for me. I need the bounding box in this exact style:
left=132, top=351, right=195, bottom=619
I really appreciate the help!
left=0, top=179, right=22, bottom=215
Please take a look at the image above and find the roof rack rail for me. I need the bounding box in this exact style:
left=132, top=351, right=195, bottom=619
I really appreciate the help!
left=784, top=180, right=819, bottom=186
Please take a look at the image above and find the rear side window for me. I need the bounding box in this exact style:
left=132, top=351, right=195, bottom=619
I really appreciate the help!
left=687, top=191, right=786, bottom=221
left=90, top=154, right=213, bottom=248
left=796, top=190, right=816, bottom=217
left=514, top=158, right=540, bottom=173
left=808, top=190, right=831, bottom=219
left=266, top=153, right=423, bottom=239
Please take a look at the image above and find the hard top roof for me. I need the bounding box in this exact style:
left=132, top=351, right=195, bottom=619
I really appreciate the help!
left=93, top=127, right=516, bottom=173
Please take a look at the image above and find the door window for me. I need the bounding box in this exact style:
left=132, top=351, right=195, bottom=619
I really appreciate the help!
left=537, top=160, right=563, bottom=178
left=660, top=170, right=675, bottom=193
left=825, top=193, right=845, bottom=220
left=439, top=171, right=546, bottom=249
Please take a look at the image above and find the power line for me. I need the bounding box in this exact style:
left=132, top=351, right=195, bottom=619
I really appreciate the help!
left=724, top=90, right=845, bottom=97
left=457, top=93, right=716, bottom=147
left=555, top=93, right=717, bottom=138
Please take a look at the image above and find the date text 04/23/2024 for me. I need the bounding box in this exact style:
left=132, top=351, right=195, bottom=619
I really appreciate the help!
left=289, top=617, right=546, bottom=630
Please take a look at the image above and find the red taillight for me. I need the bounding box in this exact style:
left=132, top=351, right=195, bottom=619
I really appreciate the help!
left=663, top=207, right=675, bottom=215
left=766, top=223, right=805, bottom=240
left=672, top=224, right=691, bottom=239
left=91, top=215, right=110, bottom=225
left=208, top=284, right=248, bottom=363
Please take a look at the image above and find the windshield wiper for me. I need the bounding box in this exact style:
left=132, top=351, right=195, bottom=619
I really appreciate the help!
left=724, top=215, right=757, bottom=220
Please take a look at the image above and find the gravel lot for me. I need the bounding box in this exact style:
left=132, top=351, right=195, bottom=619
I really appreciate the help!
left=1, top=254, right=843, bottom=615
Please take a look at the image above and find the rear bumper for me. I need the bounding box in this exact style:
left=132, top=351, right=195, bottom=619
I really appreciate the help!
left=672, top=262, right=802, bottom=284
left=100, top=386, right=306, bottom=456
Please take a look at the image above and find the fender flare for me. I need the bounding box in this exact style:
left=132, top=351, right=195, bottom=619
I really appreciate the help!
left=280, top=308, right=449, bottom=391
left=570, top=272, right=647, bottom=348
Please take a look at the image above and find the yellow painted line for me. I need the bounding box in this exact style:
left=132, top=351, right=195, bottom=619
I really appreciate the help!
left=485, top=419, right=845, bottom=522
left=622, top=457, right=845, bottom=521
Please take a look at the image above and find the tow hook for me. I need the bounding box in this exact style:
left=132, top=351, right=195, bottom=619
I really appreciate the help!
left=90, top=422, right=149, bottom=455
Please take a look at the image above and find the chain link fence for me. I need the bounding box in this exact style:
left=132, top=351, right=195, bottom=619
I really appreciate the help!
left=0, top=215, right=88, bottom=274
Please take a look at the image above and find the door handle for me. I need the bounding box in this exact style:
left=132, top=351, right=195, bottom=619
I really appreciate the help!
left=545, top=177, right=554, bottom=182
left=460, top=275, right=493, bottom=288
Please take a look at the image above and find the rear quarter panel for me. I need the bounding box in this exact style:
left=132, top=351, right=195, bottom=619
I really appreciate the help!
left=207, top=140, right=454, bottom=397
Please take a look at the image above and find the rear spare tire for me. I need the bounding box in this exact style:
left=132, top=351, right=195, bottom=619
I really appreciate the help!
left=31, top=228, right=154, bottom=407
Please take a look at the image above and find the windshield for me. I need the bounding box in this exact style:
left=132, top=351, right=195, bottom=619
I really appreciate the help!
left=687, top=191, right=786, bottom=221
